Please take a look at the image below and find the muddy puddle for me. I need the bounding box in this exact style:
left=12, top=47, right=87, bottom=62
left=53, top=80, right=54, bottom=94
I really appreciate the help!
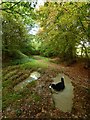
left=51, top=73, right=74, bottom=113
left=14, top=71, right=40, bottom=91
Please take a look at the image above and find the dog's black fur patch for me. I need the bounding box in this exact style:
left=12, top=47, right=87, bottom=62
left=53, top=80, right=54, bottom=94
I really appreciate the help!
left=49, top=77, right=65, bottom=91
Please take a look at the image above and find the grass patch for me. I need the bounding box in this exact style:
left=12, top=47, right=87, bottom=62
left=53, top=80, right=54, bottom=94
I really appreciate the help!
left=20, top=59, right=48, bottom=70
left=10, top=57, right=32, bottom=65
left=29, top=81, right=36, bottom=87
left=32, top=55, right=50, bottom=62
left=2, top=56, right=48, bottom=111
left=3, top=79, right=12, bottom=87
left=31, top=93, right=41, bottom=102
left=2, top=89, right=24, bottom=109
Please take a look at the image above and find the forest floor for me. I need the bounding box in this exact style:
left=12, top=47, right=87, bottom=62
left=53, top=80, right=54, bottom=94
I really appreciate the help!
left=2, top=56, right=90, bottom=119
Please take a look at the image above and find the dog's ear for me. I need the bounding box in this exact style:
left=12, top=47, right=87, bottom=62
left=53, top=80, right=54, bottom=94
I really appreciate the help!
left=62, top=76, right=64, bottom=79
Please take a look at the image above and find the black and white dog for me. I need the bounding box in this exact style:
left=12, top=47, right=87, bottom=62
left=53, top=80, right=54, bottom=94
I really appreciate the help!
left=49, top=77, right=65, bottom=92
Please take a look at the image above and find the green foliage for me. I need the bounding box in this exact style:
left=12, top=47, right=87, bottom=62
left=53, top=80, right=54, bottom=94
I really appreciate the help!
left=2, top=12, right=34, bottom=63
left=21, top=59, right=48, bottom=70
left=2, top=13, right=25, bottom=57
left=1, top=2, right=38, bottom=64
left=36, top=2, right=90, bottom=64
left=1, top=1, right=90, bottom=67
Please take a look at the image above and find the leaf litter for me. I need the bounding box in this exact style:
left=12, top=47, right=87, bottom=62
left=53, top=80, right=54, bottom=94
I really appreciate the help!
left=2, top=59, right=89, bottom=119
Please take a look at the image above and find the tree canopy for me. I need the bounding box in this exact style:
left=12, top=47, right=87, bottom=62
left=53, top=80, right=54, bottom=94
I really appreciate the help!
left=1, top=1, right=37, bottom=60
left=36, top=2, right=90, bottom=65
left=1, top=1, right=90, bottom=66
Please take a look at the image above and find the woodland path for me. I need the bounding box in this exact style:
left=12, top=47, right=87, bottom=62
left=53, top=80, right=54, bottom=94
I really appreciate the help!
left=2, top=55, right=89, bottom=119
left=33, top=55, right=89, bottom=89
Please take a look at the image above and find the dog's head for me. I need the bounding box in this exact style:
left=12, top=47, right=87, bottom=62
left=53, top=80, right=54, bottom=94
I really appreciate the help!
left=49, top=83, right=56, bottom=89
left=61, top=77, right=64, bottom=82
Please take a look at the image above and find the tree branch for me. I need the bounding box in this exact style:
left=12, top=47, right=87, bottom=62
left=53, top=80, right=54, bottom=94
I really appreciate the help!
left=4, top=9, right=24, bottom=17
left=0, top=1, right=21, bottom=11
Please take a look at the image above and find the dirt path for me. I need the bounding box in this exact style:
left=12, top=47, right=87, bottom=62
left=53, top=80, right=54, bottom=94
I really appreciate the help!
left=2, top=56, right=89, bottom=119
left=35, top=57, right=89, bottom=118
left=35, top=57, right=89, bottom=88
